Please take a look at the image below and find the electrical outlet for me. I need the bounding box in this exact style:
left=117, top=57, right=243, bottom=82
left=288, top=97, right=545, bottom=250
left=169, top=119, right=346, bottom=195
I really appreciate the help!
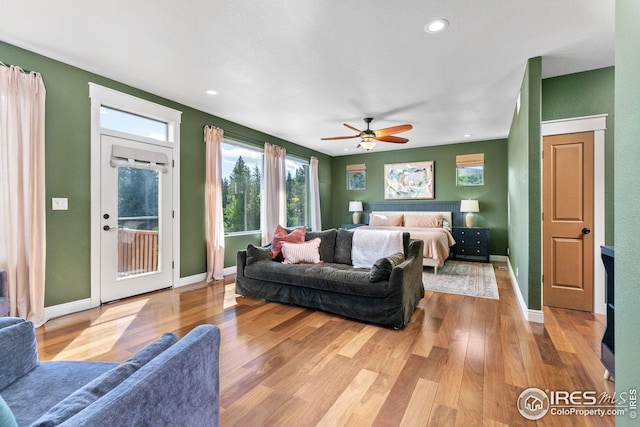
left=516, top=267, right=519, bottom=277
left=52, top=198, right=68, bottom=211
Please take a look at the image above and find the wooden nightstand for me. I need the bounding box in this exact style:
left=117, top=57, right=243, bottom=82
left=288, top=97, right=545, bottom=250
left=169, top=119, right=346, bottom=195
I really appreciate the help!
left=451, top=226, right=491, bottom=262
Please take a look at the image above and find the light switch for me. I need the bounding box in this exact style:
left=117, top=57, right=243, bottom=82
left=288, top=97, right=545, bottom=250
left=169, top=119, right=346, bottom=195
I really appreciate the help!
left=52, top=198, right=68, bottom=211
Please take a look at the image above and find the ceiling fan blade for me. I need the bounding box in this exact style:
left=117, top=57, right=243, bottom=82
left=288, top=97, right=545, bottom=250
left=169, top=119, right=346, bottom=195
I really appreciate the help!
left=343, top=123, right=363, bottom=134
left=374, top=124, right=413, bottom=137
left=321, top=135, right=360, bottom=140
left=375, top=135, right=408, bottom=143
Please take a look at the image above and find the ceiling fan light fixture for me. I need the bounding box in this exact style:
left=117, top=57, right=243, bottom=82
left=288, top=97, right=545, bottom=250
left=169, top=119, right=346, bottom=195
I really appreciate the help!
left=359, top=140, right=376, bottom=151
left=425, top=19, right=449, bottom=33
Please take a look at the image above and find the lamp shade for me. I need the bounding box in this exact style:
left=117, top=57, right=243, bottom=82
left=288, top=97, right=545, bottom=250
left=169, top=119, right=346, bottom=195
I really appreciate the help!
left=460, top=199, right=479, bottom=213
left=349, top=201, right=363, bottom=212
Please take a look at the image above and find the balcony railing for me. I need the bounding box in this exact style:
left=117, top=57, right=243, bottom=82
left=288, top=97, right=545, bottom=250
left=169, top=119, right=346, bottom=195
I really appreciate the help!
left=118, top=228, right=159, bottom=277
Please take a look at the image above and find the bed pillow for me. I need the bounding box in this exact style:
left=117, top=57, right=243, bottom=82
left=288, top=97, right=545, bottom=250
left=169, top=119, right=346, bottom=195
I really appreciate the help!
left=369, top=213, right=404, bottom=227
left=270, top=225, right=306, bottom=260
left=369, top=252, right=405, bottom=282
left=281, top=238, right=322, bottom=264
left=404, top=213, right=443, bottom=228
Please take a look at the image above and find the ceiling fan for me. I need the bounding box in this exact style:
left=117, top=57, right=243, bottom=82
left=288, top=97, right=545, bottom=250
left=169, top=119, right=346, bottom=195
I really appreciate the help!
left=321, top=117, right=413, bottom=151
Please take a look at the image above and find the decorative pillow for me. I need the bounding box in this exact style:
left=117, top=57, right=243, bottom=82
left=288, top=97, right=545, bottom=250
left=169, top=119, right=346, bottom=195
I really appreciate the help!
left=369, top=213, right=403, bottom=227
left=270, top=225, right=306, bottom=260
left=442, top=218, right=451, bottom=230
left=369, top=252, right=405, bottom=282
left=305, top=229, right=337, bottom=263
left=246, top=244, right=272, bottom=265
left=281, top=238, right=322, bottom=264
left=404, top=213, right=443, bottom=228
left=31, top=333, right=179, bottom=427
left=334, top=229, right=354, bottom=264
left=0, top=395, right=17, bottom=427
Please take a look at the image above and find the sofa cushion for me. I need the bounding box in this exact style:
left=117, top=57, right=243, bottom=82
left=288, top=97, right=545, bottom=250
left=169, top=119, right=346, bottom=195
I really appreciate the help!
left=246, top=244, right=271, bottom=265
left=305, top=229, right=337, bottom=263
left=369, top=252, right=405, bottom=282
left=245, top=261, right=395, bottom=298
left=30, top=332, right=179, bottom=427
left=334, top=229, right=354, bottom=265
left=282, top=238, right=322, bottom=264
left=0, top=395, right=17, bottom=427
left=0, top=320, right=39, bottom=390
left=270, top=225, right=306, bottom=260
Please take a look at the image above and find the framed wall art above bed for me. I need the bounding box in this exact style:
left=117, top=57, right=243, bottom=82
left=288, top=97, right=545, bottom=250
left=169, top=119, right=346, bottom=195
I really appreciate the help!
left=384, top=161, right=434, bottom=199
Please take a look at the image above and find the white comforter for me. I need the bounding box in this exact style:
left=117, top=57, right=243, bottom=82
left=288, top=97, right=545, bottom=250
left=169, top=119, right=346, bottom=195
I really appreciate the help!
left=358, top=226, right=455, bottom=267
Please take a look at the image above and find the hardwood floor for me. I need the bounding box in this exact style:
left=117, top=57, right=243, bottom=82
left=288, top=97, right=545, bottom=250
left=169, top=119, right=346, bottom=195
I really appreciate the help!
left=35, top=262, right=615, bottom=426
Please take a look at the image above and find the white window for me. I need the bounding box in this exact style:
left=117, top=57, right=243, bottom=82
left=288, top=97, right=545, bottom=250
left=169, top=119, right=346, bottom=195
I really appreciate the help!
left=285, top=157, right=309, bottom=228
left=221, top=140, right=263, bottom=234
left=100, top=106, right=169, bottom=142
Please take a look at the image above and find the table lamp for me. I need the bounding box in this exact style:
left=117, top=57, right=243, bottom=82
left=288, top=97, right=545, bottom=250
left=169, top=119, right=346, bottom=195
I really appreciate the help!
left=349, top=201, right=363, bottom=224
left=460, top=199, right=479, bottom=227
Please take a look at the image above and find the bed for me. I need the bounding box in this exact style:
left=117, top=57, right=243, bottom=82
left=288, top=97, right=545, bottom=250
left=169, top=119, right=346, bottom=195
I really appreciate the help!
left=359, top=211, right=456, bottom=274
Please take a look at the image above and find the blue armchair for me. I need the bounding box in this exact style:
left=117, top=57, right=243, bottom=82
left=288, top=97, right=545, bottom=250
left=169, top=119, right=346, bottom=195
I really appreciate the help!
left=0, top=317, right=220, bottom=426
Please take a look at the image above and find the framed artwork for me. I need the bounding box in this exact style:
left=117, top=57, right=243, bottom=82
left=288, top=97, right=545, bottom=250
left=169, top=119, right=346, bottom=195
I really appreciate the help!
left=456, top=165, right=484, bottom=186
left=384, top=161, right=434, bottom=199
left=346, top=171, right=366, bottom=190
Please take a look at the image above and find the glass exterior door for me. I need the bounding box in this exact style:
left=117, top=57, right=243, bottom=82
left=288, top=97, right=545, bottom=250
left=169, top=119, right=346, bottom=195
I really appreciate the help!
left=100, top=135, right=172, bottom=302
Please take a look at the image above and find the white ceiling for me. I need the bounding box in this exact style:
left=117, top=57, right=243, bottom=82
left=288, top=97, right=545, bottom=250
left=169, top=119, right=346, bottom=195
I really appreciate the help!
left=0, top=0, right=614, bottom=156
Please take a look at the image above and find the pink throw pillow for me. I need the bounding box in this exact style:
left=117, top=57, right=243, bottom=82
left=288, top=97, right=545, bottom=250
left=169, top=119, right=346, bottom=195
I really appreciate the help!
left=404, top=214, right=443, bottom=228
left=270, top=225, right=306, bottom=260
left=281, top=238, right=322, bottom=264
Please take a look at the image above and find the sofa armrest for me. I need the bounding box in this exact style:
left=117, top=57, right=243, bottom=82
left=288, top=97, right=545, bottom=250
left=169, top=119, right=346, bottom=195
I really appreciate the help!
left=236, top=250, right=247, bottom=278
left=388, top=238, right=425, bottom=328
left=62, top=325, right=221, bottom=427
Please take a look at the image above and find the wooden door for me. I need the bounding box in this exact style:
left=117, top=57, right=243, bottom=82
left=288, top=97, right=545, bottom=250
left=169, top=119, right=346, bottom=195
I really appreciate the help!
left=543, top=132, right=594, bottom=311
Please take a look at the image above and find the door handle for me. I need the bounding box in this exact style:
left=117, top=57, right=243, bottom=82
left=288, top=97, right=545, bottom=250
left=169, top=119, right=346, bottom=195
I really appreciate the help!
left=582, top=227, right=591, bottom=235
left=103, top=225, right=116, bottom=231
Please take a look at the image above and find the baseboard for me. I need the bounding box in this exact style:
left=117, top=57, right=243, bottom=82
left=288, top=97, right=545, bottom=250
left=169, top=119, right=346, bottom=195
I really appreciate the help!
left=506, top=259, right=544, bottom=324
left=174, top=266, right=236, bottom=288
left=490, top=255, right=508, bottom=262
left=175, top=272, right=207, bottom=288
left=44, top=298, right=93, bottom=321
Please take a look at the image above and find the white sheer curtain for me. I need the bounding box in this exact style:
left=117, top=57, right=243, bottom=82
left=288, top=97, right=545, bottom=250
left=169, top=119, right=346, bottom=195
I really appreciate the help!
left=204, top=126, right=225, bottom=282
left=309, top=156, right=322, bottom=231
left=261, top=142, right=286, bottom=245
left=0, top=64, right=46, bottom=325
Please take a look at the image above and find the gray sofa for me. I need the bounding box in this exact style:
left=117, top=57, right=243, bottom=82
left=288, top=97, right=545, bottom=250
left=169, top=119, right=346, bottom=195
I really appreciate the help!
left=236, top=228, right=425, bottom=329
left=0, top=317, right=220, bottom=426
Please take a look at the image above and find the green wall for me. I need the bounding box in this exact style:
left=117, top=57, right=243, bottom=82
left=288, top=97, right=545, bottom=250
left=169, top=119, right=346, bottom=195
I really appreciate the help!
left=330, top=139, right=509, bottom=255
left=0, top=41, right=332, bottom=307
left=542, top=67, right=615, bottom=245
left=507, top=57, right=542, bottom=310
left=615, top=0, right=640, bottom=423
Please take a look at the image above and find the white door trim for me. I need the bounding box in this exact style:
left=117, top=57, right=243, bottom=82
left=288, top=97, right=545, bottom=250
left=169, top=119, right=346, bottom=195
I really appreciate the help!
left=89, top=83, right=182, bottom=308
left=541, top=114, right=607, bottom=314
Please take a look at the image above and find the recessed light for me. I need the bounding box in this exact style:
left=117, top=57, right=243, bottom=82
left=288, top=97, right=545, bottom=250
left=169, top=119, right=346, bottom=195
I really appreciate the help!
left=205, top=89, right=218, bottom=96
left=464, top=134, right=472, bottom=138
left=425, top=19, right=449, bottom=33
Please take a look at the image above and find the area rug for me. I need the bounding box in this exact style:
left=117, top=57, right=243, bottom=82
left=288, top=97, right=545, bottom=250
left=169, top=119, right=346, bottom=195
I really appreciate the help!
left=422, top=261, right=499, bottom=299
